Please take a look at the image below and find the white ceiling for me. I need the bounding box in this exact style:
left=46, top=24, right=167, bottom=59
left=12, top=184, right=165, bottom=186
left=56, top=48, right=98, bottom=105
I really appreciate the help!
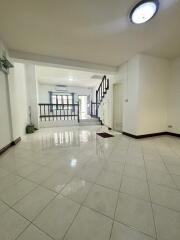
left=0, top=0, right=180, bottom=67
left=36, top=65, right=106, bottom=87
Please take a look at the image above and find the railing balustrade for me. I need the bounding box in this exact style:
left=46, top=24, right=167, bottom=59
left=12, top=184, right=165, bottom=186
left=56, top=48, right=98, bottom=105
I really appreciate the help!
left=90, top=75, right=109, bottom=118
left=39, top=103, right=80, bottom=122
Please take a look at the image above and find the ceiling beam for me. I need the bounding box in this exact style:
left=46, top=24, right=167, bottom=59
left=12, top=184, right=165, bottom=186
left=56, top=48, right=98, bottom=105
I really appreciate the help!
left=9, top=49, right=117, bottom=74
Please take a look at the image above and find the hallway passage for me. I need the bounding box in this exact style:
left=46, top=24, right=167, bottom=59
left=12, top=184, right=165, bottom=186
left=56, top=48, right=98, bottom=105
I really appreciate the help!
left=0, top=126, right=180, bottom=240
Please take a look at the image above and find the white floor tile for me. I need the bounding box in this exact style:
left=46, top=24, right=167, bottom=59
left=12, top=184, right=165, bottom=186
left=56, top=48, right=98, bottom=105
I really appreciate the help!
left=172, top=174, right=180, bottom=189
left=61, top=177, right=92, bottom=203
left=110, top=221, right=154, bottom=240
left=0, top=200, right=9, bottom=216
left=64, top=207, right=112, bottom=240
left=121, top=176, right=150, bottom=201
left=123, top=164, right=147, bottom=181
left=14, top=162, right=41, bottom=177
left=146, top=169, right=176, bottom=188
left=0, top=174, right=22, bottom=193
left=115, top=193, right=156, bottom=237
left=103, top=161, right=123, bottom=174
left=16, top=224, right=53, bottom=240
left=0, top=179, right=37, bottom=206
left=77, top=166, right=101, bottom=182
left=26, top=167, right=55, bottom=184
left=1, top=126, right=180, bottom=240
left=42, top=171, right=73, bottom=193
left=14, top=186, right=56, bottom=221
left=150, top=184, right=180, bottom=211
left=84, top=184, right=118, bottom=218
left=34, top=195, right=80, bottom=240
left=153, top=204, right=180, bottom=240
left=0, top=168, right=9, bottom=179
left=166, top=165, right=180, bottom=176
left=96, top=169, right=121, bottom=191
left=0, top=209, right=29, bottom=240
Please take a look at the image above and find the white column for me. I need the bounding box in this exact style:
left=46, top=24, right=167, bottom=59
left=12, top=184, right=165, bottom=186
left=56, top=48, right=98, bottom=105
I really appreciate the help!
left=26, top=64, right=39, bottom=129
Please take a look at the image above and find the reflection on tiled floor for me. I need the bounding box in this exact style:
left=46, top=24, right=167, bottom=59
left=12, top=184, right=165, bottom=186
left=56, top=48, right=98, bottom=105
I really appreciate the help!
left=0, top=126, right=180, bottom=240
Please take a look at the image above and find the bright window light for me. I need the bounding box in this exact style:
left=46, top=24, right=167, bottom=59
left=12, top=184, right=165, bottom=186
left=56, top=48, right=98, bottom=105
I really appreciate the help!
left=130, top=0, right=159, bottom=24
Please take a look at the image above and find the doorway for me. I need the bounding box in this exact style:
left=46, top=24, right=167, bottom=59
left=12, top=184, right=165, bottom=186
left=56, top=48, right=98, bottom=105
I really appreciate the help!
left=78, top=95, right=89, bottom=119
left=113, top=83, right=123, bottom=132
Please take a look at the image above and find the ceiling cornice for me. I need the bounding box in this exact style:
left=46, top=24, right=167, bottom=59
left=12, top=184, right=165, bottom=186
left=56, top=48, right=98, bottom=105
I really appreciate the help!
left=9, top=49, right=118, bottom=74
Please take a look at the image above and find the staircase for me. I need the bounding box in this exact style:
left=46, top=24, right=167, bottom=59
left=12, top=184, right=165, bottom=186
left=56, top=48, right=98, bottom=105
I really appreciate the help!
left=79, top=118, right=101, bottom=126
left=91, top=75, right=110, bottom=118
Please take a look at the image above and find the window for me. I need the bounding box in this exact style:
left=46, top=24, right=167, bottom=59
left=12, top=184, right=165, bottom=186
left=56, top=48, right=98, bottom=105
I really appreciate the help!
left=52, top=95, right=56, bottom=104
left=51, top=94, right=73, bottom=109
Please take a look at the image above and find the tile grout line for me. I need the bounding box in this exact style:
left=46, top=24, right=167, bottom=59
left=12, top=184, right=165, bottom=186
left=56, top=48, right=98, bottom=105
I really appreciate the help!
left=142, top=143, right=159, bottom=240
left=108, top=140, right=130, bottom=240
left=157, top=151, right=180, bottom=193
left=62, top=132, right=117, bottom=240
left=0, top=129, right=179, bottom=238
left=61, top=169, right=103, bottom=239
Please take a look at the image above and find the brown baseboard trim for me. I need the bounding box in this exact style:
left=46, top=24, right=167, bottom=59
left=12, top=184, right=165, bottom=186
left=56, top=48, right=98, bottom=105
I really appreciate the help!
left=0, top=137, right=21, bottom=155
left=0, top=142, right=12, bottom=155
left=166, top=132, right=180, bottom=137
left=12, top=137, right=21, bottom=145
left=122, top=132, right=166, bottom=139
left=123, top=131, right=180, bottom=139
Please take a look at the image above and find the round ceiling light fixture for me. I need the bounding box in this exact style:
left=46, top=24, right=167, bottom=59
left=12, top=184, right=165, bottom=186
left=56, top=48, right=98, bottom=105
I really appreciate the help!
left=130, top=0, right=159, bottom=24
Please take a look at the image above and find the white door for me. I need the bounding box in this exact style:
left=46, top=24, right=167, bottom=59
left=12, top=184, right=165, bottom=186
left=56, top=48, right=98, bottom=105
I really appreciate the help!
left=113, top=83, right=123, bottom=132
left=78, top=95, right=88, bottom=119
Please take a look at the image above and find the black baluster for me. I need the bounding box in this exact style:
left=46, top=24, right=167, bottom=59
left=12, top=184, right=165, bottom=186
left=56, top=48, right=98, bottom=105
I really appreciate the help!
left=44, top=105, right=46, bottom=121
left=48, top=105, right=50, bottom=121
left=40, top=105, right=42, bottom=121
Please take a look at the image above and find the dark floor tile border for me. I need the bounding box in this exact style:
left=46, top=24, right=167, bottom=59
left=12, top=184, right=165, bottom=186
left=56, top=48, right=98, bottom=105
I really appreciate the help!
left=0, top=137, right=21, bottom=155
left=123, top=132, right=180, bottom=139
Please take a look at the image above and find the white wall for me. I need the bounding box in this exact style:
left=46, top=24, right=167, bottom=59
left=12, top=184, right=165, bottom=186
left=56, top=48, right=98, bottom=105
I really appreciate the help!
left=8, top=63, right=29, bottom=139
left=167, top=58, right=180, bottom=134
left=0, top=41, right=13, bottom=149
left=96, top=58, right=141, bottom=132
left=98, top=54, right=171, bottom=136
left=0, top=41, right=29, bottom=149
left=115, top=55, right=170, bottom=136
left=38, top=84, right=93, bottom=104
left=0, top=71, right=12, bottom=149
left=137, top=54, right=170, bottom=135
left=122, top=56, right=140, bottom=135
left=113, top=83, right=123, bottom=131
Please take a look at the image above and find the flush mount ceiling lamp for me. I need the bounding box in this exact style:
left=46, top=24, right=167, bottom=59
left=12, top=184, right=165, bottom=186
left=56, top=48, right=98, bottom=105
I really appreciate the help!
left=130, top=0, right=159, bottom=24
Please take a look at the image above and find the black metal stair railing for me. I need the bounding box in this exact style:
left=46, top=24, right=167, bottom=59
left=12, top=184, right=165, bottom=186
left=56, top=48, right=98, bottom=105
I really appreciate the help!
left=39, top=103, right=80, bottom=122
left=91, top=75, right=109, bottom=118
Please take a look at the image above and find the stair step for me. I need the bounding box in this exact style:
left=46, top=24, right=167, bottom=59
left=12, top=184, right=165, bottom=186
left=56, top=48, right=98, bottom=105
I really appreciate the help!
left=79, top=122, right=101, bottom=126
left=79, top=118, right=101, bottom=126
left=80, top=118, right=99, bottom=122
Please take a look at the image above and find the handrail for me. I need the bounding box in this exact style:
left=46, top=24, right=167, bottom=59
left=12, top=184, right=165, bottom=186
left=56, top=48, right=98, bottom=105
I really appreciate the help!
left=91, top=75, right=109, bottom=118
left=39, top=103, right=80, bottom=122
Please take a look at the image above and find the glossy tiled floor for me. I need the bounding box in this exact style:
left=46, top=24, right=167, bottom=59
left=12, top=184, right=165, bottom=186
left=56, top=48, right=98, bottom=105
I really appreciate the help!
left=0, top=126, right=180, bottom=240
